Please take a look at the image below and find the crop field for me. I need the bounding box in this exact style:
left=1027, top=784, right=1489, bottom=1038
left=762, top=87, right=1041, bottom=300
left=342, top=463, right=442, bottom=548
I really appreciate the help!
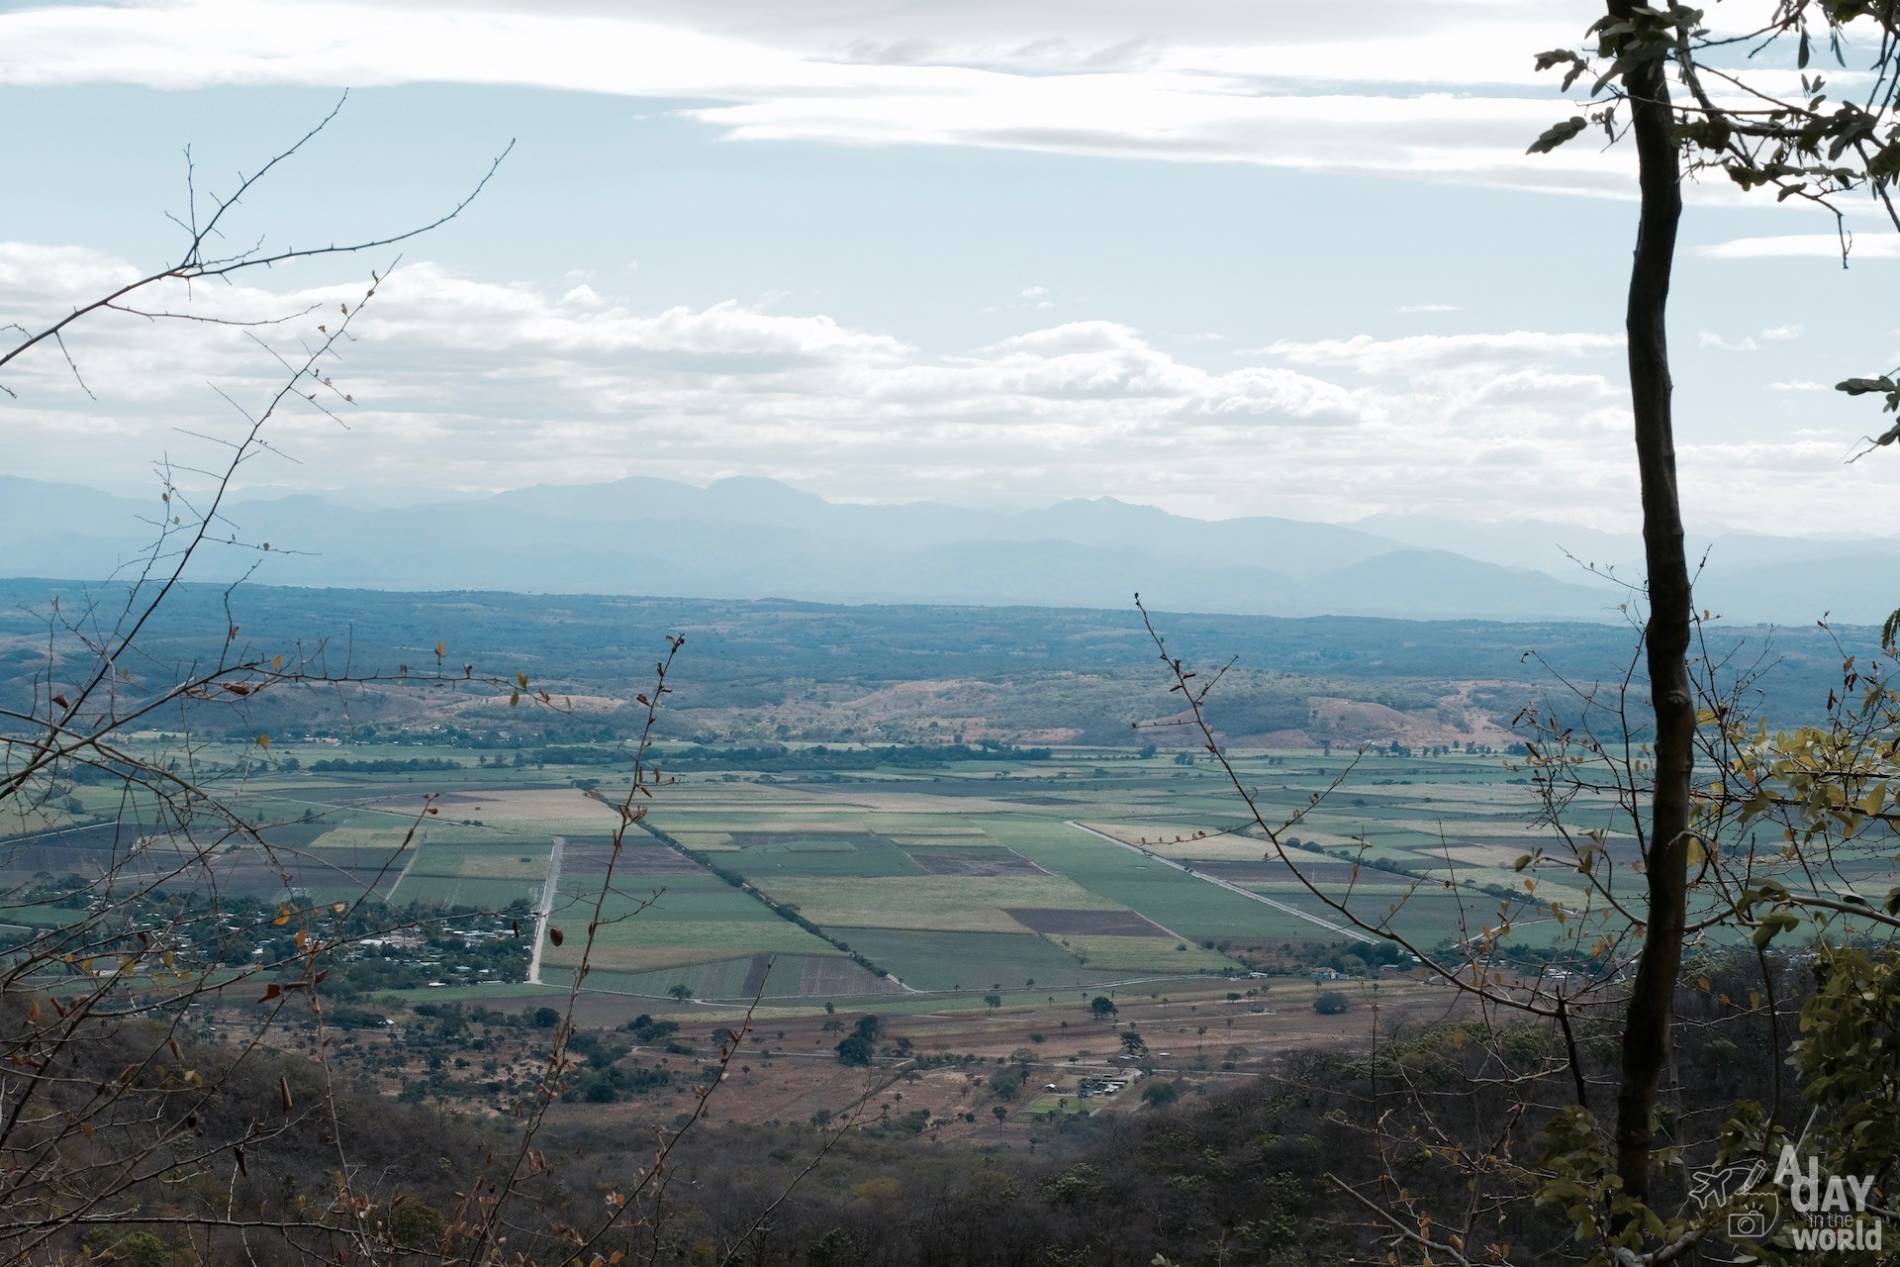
left=12, top=742, right=1882, bottom=1015
left=827, top=928, right=1125, bottom=991
left=542, top=866, right=838, bottom=975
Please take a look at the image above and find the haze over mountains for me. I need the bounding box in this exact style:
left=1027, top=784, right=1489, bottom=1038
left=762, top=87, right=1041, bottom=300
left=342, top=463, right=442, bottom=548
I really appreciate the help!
left=5, top=474, right=1890, bottom=625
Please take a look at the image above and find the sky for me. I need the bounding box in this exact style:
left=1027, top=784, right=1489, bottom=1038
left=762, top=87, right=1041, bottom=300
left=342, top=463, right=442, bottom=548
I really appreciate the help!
left=2, top=0, right=1897, bottom=533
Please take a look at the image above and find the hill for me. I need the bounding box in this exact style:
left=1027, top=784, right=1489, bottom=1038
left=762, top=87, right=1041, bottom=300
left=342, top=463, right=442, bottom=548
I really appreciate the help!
left=0, top=579, right=1867, bottom=744
left=9, top=473, right=1892, bottom=623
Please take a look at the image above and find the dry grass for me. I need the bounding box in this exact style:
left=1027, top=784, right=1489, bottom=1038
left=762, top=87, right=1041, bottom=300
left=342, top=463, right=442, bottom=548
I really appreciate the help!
left=374, top=788, right=620, bottom=831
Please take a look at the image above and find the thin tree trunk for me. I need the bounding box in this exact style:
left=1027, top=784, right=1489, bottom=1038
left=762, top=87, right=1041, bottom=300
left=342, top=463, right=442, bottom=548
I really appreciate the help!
left=1608, top=1, right=1693, bottom=1208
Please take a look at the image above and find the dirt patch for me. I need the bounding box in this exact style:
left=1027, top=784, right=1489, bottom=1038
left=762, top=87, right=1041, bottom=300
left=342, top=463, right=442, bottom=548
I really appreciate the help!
left=612, top=846, right=704, bottom=876
left=908, top=848, right=1046, bottom=877
left=1006, top=908, right=1169, bottom=937
left=1302, top=693, right=1516, bottom=749
left=560, top=840, right=699, bottom=876
left=740, top=954, right=773, bottom=997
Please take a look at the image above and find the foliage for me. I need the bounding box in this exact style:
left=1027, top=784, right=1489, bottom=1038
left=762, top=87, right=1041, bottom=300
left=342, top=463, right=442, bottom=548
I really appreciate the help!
left=1139, top=1079, right=1181, bottom=1107
left=1311, top=991, right=1351, bottom=1015
left=1533, top=1, right=1900, bottom=457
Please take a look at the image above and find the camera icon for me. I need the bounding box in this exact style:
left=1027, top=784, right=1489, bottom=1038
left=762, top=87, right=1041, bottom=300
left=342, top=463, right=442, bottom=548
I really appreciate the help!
left=1726, top=1193, right=1780, bottom=1242
left=1690, top=1163, right=1779, bottom=1244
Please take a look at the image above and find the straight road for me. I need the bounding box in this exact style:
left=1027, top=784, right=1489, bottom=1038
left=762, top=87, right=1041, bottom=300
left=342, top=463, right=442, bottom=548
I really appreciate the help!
left=527, top=835, right=565, bottom=985
left=1064, top=820, right=1372, bottom=944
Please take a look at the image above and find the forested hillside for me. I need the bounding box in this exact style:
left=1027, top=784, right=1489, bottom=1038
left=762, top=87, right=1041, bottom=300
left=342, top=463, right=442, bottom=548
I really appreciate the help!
left=0, top=579, right=1875, bottom=748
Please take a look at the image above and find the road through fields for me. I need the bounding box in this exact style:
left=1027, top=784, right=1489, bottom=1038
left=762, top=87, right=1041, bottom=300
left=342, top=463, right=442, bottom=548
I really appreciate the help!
left=527, top=835, right=565, bottom=985
left=1064, top=820, right=1372, bottom=943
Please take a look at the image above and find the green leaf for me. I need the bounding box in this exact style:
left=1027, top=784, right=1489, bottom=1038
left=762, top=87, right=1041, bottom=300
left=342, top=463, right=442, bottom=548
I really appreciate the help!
left=1527, top=117, right=1589, bottom=156
left=1868, top=140, right=1900, bottom=182
left=1836, top=376, right=1895, bottom=397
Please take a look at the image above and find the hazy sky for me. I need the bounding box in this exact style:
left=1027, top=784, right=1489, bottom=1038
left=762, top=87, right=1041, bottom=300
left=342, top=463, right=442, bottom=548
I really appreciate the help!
left=3, top=0, right=1896, bottom=531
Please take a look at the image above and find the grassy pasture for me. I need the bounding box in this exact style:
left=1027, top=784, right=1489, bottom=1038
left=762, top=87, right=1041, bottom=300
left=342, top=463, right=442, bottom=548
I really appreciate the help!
left=992, top=819, right=1342, bottom=944
left=542, top=871, right=836, bottom=975
left=0, top=903, right=92, bottom=929
left=542, top=920, right=833, bottom=974
left=885, top=829, right=991, bottom=843
left=1043, top=934, right=1237, bottom=972
left=828, top=928, right=1113, bottom=991
left=570, top=952, right=898, bottom=1001
left=407, top=845, right=548, bottom=881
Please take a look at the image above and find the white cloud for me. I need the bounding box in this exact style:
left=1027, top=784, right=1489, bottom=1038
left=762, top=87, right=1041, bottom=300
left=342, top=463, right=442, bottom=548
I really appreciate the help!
left=0, top=0, right=1634, bottom=198
left=1769, top=380, right=1828, bottom=391
left=994, top=284, right=1054, bottom=312
left=360, top=273, right=913, bottom=368
left=0, top=242, right=141, bottom=299
left=1700, top=324, right=1800, bottom=351
left=7, top=241, right=1889, bottom=532
left=990, top=321, right=1140, bottom=354
left=0, top=244, right=1380, bottom=497
left=1699, top=235, right=1900, bottom=260
left=0, top=1, right=1582, bottom=93
left=1260, top=330, right=1621, bottom=375
left=679, top=88, right=1625, bottom=197
left=5, top=7, right=1895, bottom=537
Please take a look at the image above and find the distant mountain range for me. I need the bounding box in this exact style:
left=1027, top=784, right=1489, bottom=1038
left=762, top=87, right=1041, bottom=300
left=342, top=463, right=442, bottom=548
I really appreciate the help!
left=4, top=474, right=1892, bottom=624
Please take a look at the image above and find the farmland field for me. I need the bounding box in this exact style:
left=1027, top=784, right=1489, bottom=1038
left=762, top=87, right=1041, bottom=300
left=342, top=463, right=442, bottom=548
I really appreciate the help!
left=9, top=741, right=1878, bottom=1018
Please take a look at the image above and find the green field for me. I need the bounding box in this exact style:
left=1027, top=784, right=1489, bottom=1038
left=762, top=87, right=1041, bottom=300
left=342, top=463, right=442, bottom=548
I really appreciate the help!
left=831, top=928, right=1122, bottom=991
left=9, top=742, right=1840, bottom=1010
